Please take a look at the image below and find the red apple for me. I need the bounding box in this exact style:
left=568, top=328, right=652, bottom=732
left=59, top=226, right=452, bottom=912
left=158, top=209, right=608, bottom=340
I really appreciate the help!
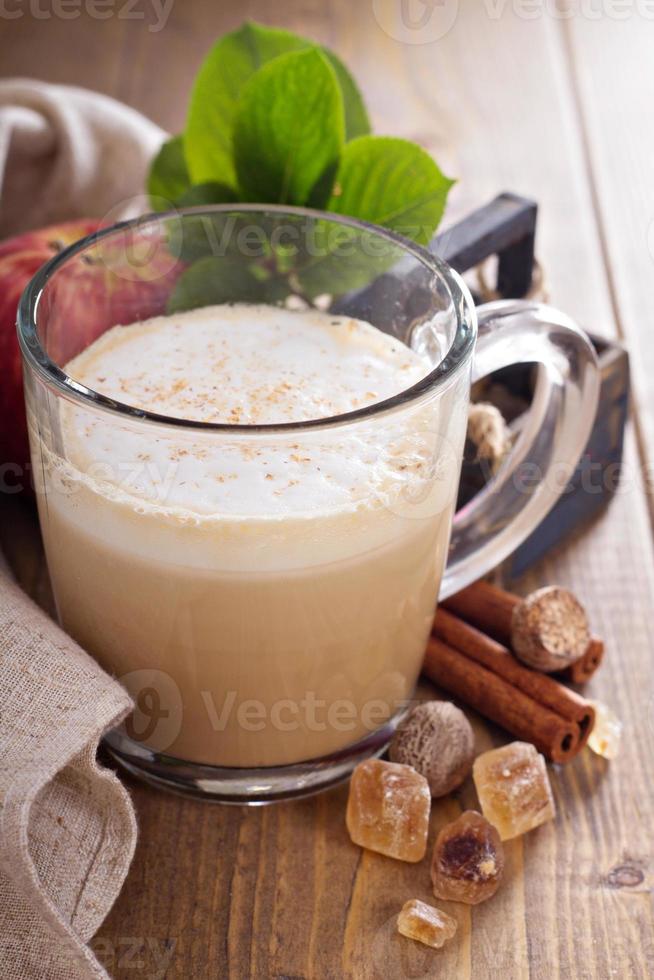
left=0, top=218, right=183, bottom=492
left=0, top=219, right=98, bottom=490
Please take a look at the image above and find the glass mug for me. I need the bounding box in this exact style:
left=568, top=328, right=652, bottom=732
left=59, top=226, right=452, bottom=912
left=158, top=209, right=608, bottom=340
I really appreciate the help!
left=18, top=207, right=599, bottom=803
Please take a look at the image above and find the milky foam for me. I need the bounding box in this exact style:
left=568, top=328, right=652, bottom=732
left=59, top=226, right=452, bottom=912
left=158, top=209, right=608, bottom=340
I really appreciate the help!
left=67, top=304, right=428, bottom=425
left=59, top=304, right=443, bottom=520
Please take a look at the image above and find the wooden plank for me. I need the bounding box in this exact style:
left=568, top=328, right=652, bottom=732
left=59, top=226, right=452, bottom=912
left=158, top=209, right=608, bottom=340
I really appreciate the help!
left=349, top=7, right=654, bottom=976
left=0, top=13, right=127, bottom=105
left=1, top=3, right=653, bottom=978
left=378, top=2, right=614, bottom=332
left=0, top=0, right=366, bottom=132
left=559, top=12, right=654, bottom=505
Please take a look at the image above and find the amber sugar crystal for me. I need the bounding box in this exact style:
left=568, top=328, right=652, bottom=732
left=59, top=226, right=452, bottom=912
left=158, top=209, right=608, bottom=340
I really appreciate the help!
left=431, top=810, right=504, bottom=904
left=397, top=899, right=457, bottom=949
left=472, top=741, right=556, bottom=841
left=587, top=700, right=622, bottom=760
left=346, top=759, right=431, bottom=862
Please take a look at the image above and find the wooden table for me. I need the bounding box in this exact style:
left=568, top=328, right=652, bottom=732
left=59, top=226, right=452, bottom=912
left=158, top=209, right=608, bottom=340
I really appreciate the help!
left=2, top=2, right=654, bottom=977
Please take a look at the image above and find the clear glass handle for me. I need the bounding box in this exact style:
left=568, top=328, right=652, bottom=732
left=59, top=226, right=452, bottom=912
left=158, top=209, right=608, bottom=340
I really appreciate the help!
left=440, top=299, right=600, bottom=598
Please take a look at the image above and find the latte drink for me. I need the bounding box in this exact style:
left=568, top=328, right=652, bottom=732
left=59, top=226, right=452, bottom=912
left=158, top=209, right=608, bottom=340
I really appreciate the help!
left=36, top=304, right=468, bottom=767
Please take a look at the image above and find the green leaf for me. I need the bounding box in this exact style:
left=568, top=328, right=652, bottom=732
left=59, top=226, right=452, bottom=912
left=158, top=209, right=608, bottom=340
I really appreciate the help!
left=294, top=222, right=404, bottom=301
left=185, top=24, right=304, bottom=188
left=167, top=252, right=294, bottom=313
left=322, top=51, right=369, bottom=141
left=167, top=209, right=278, bottom=264
left=147, top=136, right=190, bottom=210
left=167, top=212, right=232, bottom=264
left=327, top=136, right=454, bottom=245
left=167, top=255, right=264, bottom=313
left=175, top=182, right=239, bottom=207
left=233, top=48, right=344, bottom=206
left=184, top=21, right=369, bottom=188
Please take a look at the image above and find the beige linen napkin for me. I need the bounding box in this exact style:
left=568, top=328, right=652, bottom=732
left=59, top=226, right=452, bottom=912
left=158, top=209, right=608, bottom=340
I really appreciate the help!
left=0, top=79, right=168, bottom=978
left=0, top=78, right=166, bottom=236
left=0, top=555, right=137, bottom=979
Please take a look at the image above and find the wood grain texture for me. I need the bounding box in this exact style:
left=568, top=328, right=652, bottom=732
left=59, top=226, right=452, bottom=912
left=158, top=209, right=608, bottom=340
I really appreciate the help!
left=1, top=1, right=654, bottom=978
left=560, top=10, right=654, bottom=517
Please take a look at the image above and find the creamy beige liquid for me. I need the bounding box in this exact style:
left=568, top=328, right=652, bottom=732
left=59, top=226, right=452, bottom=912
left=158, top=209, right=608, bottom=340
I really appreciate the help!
left=37, top=304, right=467, bottom=767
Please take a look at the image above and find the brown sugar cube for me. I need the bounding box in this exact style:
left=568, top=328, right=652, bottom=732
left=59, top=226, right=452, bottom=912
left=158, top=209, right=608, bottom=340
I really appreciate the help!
left=472, top=741, right=556, bottom=841
left=346, top=758, right=431, bottom=862
left=431, top=810, right=504, bottom=904
left=397, top=899, right=457, bottom=949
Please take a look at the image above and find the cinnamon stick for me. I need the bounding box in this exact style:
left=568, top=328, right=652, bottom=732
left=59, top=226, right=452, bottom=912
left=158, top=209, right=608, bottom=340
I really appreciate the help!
left=562, top=637, right=604, bottom=684
left=443, top=580, right=603, bottom=683
left=433, top=609, right=595, bottom=739
left=423, top=637, right=580, bottom=764
left=442, top=580, right=515, bottom=644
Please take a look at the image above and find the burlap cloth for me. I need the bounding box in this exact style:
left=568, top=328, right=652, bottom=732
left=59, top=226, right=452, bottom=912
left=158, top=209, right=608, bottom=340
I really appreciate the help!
left=0, top=78, right=165, bottom=235
left=0, top=80, right=167, bottom=979
left=0, top=554, right=137, bottom=979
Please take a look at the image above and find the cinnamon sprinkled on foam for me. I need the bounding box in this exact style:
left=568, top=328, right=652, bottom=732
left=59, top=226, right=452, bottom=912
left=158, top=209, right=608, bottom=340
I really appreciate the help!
left=61, top=304, right=436, bottom=518
left=66, top=304, right=427, bottom=426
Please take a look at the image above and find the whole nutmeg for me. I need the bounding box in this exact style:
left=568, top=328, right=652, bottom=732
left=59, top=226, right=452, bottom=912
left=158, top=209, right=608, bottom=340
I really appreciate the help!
left=389, top=701, right=475, bottom=797
left=511, top=586, right=590, bottom=672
